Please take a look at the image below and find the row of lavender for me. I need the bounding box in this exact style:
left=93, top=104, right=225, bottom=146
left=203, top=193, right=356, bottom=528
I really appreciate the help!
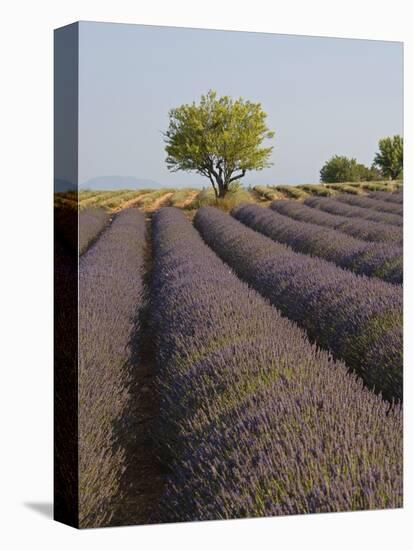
left=194, top=206, right=402, bottom=402
left=150, top=207, right=402, bottom=521
left=335, top=193, right=403, bottom=216
left=369, top=190, right=403, bottom=204
left=233, top=204, right=402, bottom=284
left=79, top=209, right=147, bottom=527
left=271, top=200, right=402, bottom=243
left=304, top=196, right=402, bottom=226
left=79, top=208, right=110, bottom=254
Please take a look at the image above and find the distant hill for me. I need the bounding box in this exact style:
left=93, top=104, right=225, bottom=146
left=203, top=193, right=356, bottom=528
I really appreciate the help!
left=54, top=178, right=77, bottom=192
left=80, top=176, right=162, bottom=190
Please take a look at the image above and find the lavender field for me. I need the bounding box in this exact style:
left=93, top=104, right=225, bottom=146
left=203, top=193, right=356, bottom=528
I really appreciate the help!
left=74, top=187, right=403, bottom=527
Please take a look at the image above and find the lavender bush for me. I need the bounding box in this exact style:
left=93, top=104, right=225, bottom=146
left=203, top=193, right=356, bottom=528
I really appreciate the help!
left=271, top=200, right=402, bottom=243
left=195, top=207, right=402, bottom=402
left=54, top=238, right=78, bottom=523
left=151, top=207, right=402, bottom=522
left=368, top=190, right=403, bottom=204
left=335, top=194, right=403, bottom=216
left=79, top=208, right=110, bottom=255
left=54, top=202, right=78, bottom=253
left=304, top=196, right=402, bottom=227
left=233, top=204, right=402, bottom=284
left=79, top=208, right=146, bottom=527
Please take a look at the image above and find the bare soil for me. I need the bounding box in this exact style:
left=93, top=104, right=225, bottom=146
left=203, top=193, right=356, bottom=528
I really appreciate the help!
left=146, top=192, right=174, bottom=212
left=109, top=220, right=165, bottom=526
left=111, top=194, right=147, bottom=212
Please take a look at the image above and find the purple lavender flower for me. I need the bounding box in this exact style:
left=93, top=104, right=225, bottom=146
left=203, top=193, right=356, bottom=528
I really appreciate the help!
left=335, top=194, right=402, bottom=216
left=151, top=207, right=402, bottom=523
left=304, top=196, right=402, bottom=226
left=79, top=208, right=110, bottom=254
left=79, top=208, right=146, bottom=527
left=233, top=203, right=402, bottom=284
left=194, top=206, right=402, bottom=402
left=270, top=200, right=402, bottom=243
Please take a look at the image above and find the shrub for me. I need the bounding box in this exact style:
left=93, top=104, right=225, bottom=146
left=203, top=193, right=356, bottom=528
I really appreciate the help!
left=297, top=184, right=336, bottom=197
left=359, top=182, right=392, bottom=192
left=273, top=184, right=308, bottom=199
left=151, top=207, right=402, bottom=522
left=79, top=209, right=147, bottom=527
left=325, top=183, right=363, bottom=195
left=194, top=207, right=402, bottom=402
left=233, top=204, right=402, bottom=284
left=192, top=187, right=253, bottom=212
left=369, top=190, right=403, bottom=204
left=79, top=208, right=110, bottom=255
left=192, top=187, right=216, bottom=208
left=305, top=196, right=402, bottom=227
left=215, top=188, right=254, bottom=211
left=270, top=200, right=402, bottom=244
left=253, top=185, right=280, bottom=201
left=335, top=194, right=403, bottom=216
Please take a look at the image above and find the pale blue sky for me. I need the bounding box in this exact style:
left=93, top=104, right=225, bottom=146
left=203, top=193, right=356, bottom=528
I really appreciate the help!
left=78, top=21, right=403, bottom=187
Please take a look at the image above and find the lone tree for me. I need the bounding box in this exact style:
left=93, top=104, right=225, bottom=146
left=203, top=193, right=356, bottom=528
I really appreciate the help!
left=374, top=135, right=403, bottom=180
left=164, top=90, right=274, bottom=198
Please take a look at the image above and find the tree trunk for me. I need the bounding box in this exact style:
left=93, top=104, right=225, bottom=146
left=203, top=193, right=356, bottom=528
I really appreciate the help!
left=215, top=176, right=227, bottom=198
left=209, top=173, right=234, bottom=199
left=217, top=184, right=227, bottom=198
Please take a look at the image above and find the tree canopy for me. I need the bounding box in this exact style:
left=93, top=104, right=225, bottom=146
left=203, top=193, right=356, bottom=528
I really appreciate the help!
left=373, top=135, right=403, bottom=180
left=320, top=155, right=384, bottom=183
left=164, top=90, right=274, bottom=198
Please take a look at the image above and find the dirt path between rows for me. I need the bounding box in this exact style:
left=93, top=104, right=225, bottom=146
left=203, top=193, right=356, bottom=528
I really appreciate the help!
left=110, top=219, right=165, bottom=527
left=110, top=193, right=148, bottom=212
left=173, top=190, right=199, bottom=209
left=146, top=192, right=174, bottom=212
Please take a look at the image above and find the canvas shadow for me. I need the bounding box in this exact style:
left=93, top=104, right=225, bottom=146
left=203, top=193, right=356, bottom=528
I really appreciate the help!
left=24, top=502, right=53, bottom=519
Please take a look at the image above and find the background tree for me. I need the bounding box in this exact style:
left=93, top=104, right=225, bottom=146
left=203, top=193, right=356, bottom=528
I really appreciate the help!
left=373, top=135, right=403, bottom=180
left=320, top=155, right=384, bottom=183
left=320, top=155, right=360, bottom=183
left=164, top=90, right=274, bottom=198
left=355, top=163, right=383, bottom=182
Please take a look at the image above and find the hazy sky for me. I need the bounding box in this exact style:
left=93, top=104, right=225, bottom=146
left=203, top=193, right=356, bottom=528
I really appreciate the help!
left=78, top=21, right=403, bottom=187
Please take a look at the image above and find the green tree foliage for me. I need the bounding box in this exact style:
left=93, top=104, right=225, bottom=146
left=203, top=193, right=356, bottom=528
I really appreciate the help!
left=320, top=155, right=383, bottom=183
left=374, top=135, right=403, bottom=179
left=355, top=163, right=383, bottom=182
left=320, top=155, right=360, bottom=183
left=164, top=90, right=274, bottom=198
